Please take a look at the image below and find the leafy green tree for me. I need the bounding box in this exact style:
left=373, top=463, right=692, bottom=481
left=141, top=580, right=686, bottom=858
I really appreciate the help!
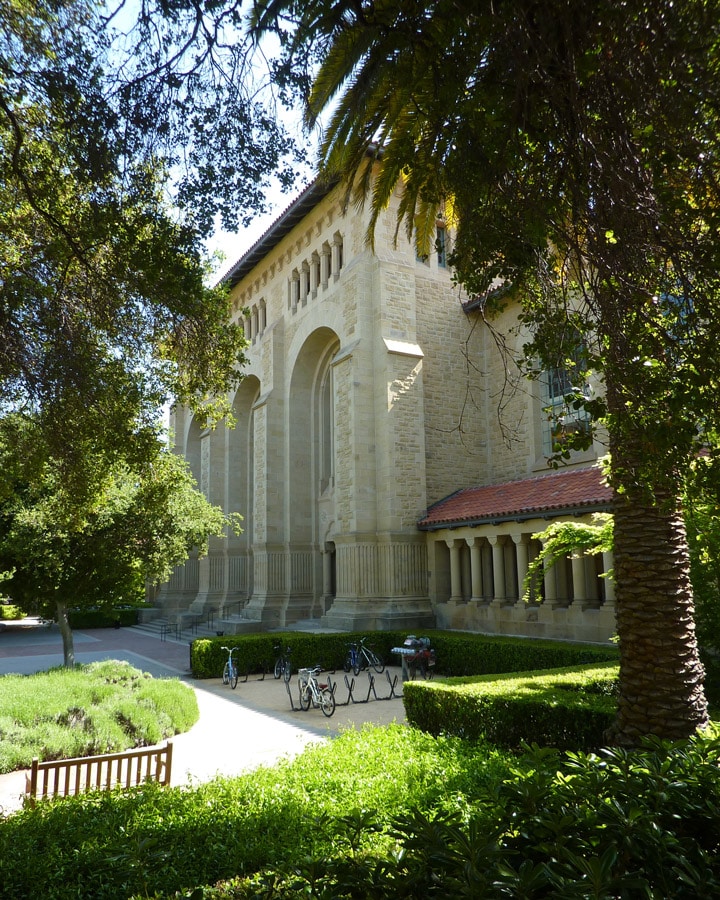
left=0, top=0, right=302, bottom=498
left=0, top=416, right=237, bottom=666
left=252, top=0, right=720, bottom=741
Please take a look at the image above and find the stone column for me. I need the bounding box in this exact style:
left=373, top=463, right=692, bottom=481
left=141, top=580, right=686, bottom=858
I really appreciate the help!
left=320, top=244, right=331, bottom=288
left=571, top=553, right=586, bottom=607
left=513, top=534, right=529, bottom=606
left=310, top=251, right=320, bottom=298
left=331, top=236, right=342, bottom=280
left=468, top=537, right=483, bottom=603
left=542, top=542, right=557, bottom=607
left=602, top=550, right=616, bottom=607
left=489, top=536, right=506, bottom=606
left=301, top=261, right=310, bottom=305
left=447, top=539, right=463, bottom=603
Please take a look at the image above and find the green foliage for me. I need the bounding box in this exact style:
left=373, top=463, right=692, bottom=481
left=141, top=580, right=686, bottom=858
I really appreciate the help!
left=2, top=724, right=719, bottom=899
left=0, top=601, right=23, bottom=620
left=686, top=499, right=720, bottom=655
left=403, top=663, right=619, bottom=752
left=190, top=629, right=617, bottom=679
left=523, top=514, right=613, bottom=602
left=0, top=724, right=506, bottom=899
left=66, top=605, right=150, bottom=629
left=252, top=0, right=718, bottom=741
left=0, top=0, right=305, bottom=500
left=0, top=660, right=198, bottom=774
left=0, top=435, right=233, bottom=635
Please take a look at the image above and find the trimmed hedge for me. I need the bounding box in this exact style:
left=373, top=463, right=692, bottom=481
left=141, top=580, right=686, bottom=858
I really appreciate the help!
left=189, top=628, right=618, bottom=680
left=403, top=663, right=619, bottom=752
left=67, top=606, right=144, bottom=629
left=426, top=631, right=618, bottom=675
left=190, top=630, right=405, bottom=679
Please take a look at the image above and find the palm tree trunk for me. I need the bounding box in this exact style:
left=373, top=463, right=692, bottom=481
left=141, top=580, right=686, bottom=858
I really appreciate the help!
left=608, top=482, right=708, bottom=744
left=55, top=600, right=75, bottom=668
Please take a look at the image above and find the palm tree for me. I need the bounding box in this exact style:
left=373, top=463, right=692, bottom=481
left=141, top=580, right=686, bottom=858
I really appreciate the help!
left=251, top=0, right=720, bottom=742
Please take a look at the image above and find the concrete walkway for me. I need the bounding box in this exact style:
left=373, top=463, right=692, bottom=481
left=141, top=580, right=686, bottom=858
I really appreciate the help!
left=0, top=621, right=407, bottom=816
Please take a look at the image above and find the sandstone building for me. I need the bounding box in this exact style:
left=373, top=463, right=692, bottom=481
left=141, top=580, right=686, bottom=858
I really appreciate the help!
left=158, top=177, right=616, bottom=644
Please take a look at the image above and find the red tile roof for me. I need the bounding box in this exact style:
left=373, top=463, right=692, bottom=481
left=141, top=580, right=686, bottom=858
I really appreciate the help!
left=419, top=466, right=612, bottom=530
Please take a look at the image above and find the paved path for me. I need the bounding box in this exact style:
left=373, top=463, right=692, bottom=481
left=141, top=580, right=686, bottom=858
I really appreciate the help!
left=0, top=621, right=407, bottom=816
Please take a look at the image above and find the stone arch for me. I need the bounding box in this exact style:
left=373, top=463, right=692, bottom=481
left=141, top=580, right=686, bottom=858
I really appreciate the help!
left=226, top=375, right=261, bottom=605
left=286, top=327, right=341, bottom=619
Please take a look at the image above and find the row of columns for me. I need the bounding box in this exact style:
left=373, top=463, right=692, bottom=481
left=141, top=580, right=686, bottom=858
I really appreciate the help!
left=444, top=532, right=615, bottom=610
left=289, top=234, right=344, bottom=311
left=243, top=301, right=267, bottom=344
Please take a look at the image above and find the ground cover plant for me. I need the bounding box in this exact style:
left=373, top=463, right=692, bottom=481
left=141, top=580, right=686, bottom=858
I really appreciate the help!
left=0, top=723, right=719, bottom=898
left=0, top=660, right=198, bottom=774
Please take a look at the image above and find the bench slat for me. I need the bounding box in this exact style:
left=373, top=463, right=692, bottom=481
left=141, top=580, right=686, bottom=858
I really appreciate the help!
left=26, top=741, right=173, bottom=805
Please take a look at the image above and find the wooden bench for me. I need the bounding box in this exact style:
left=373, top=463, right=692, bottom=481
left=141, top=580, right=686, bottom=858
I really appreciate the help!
left=25, top=741, right=173, bottom=805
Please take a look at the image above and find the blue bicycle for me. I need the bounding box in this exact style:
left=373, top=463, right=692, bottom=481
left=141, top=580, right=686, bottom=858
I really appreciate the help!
left=221, top=645, right=239, bottom=689
left=343, top=637, right=384, bottom=675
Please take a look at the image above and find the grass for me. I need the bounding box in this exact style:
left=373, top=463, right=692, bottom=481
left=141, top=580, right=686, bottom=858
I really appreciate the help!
left=0, top=724, right=511, bottom=898
left=0, top=660, right=198, bottom=773
left=1, top=658, right=718, bottom=897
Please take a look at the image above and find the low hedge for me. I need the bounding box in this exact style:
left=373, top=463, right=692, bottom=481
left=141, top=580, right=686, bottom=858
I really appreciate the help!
left=190, top=630, right=406, bottom=679
left=67, top=606, right=144, bottom=629
left=403, top=662, right=619, bottom=752
left=189, top=628, right=618, bottom=680
left=425, top=630, right=618, bottom=675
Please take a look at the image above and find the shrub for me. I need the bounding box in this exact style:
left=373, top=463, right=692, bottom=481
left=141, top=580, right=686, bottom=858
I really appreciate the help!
left=0, top=602, right=24, bottom=620
left=0, top=725, right=508, bottom=899
left=190, top=631, right=409, bottom=679
left=67, top=605, right=145, bottom=629
left=189, top=629, right=618, bottom=679
left=403, top=663, right=619, bottom=751
left=0, top=660, right=198, bottom=773
left=195, top=733, right=720, bottom=900
left=3, top=723, right=719, bottom=899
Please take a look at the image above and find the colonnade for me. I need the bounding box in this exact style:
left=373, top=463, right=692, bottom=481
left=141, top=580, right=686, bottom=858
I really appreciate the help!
left=431, top=523, right=616, bottom=643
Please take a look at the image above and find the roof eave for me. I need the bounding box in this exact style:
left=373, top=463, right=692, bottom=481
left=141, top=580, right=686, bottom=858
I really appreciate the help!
left=219, top=177, right=339, bottom=290
left=418, top=501, right=612, bottom=532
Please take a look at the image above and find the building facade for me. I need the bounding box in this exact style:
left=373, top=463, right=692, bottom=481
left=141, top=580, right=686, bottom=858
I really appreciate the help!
left=158, top=177, right=616, bottom=643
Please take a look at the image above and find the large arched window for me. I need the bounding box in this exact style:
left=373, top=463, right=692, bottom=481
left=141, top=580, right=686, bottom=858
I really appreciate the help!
left=319, top=364, right=334, bottom=494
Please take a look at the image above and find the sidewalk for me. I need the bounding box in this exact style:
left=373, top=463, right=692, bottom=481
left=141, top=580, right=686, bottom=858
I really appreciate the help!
left=0, top=621, right=407, bottom=816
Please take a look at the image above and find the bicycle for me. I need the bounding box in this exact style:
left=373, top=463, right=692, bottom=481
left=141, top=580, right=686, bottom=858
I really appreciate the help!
left=273, top=643, right=292, bottom=682
left=221, top=645, right=239, bottom=689
left=343, top=637, right=385, bottom=675
left=297, top=666, right=336, bottom=717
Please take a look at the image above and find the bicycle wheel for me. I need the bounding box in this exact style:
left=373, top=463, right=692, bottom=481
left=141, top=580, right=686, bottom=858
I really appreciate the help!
left=343, top=654, right=352, bottom=673
left=230, top=665, right=238, bottom=689
left=299, top=683, right=311, bottom=710
left=222, top=662, right=230, bottom=685
left=369, top=651, right=385, bottom=674
left=320, top=688, right=335, bottom=717
left=274, top=658, right=282, bottom=679
left=283, top=659, right=292, bottom=683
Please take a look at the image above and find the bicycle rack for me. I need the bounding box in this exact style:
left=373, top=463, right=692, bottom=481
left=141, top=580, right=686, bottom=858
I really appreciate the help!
left=283, top=669, right=402, bottom=711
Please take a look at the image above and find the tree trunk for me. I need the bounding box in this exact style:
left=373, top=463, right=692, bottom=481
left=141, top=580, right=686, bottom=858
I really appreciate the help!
left=608, top=481, right=709, bottom=745
left=55, top=600, right=75, bottom=668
